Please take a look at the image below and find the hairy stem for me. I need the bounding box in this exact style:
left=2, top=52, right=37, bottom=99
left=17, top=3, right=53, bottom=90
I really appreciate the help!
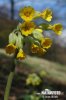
left=4, top=71, right=15, bottom=100
left=4, top=50, right=18, bottom=100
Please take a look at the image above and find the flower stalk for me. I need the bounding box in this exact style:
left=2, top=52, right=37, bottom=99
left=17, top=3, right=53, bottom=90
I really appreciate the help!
left=4, top=50, right=18, bottom=100
left=4, top=6, right=63, bottom=100
left=4, top=71, right=15, bottom=100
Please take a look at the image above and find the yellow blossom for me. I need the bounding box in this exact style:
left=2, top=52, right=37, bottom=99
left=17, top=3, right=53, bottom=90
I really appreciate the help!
left=37, top=47, right=46, bottom=55
left=41, top=9, right=52, bottom=22
left=19, top=6, right=35, bottom=22
left=41, top=38, right=52, bottom=49
left=19, top=22, right=36, bottom=36
left=5, top=43, right=16, bottom=54
left=51, top=23, right=63, bottom=35
left=31, top=44, right=39, bottom=53
left=26, top=73, right=41, bottom=86
left=39, top=70, right=47, bottom=77
left=17, top=49, right=26, bottom=60
left=26, top=77, right=32, bottom=85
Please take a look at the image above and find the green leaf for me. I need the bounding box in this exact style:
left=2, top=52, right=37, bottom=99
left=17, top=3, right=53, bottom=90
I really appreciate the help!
left=22, top=94, right=40, bottom=100
left=23, top=95, right=31, bottom=100
left=32, top=29, right=44, bottom=41
left=28, top=36, right=35, bottom=43
left=30, top=95, right=40, bottom=100
left=24, top=36, right=40, bottom=46
left=24, top=36, right=35, bottom=44
left=39, top=23, right=50, bottom=30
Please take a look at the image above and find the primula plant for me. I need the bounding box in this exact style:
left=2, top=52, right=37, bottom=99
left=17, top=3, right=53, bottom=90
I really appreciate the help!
left=4, top=6, right=62, bottom=100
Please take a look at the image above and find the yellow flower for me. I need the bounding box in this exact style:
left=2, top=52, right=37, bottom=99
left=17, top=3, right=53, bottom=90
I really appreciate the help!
left=17, top=49, right=26, bottom=60
left=37, top=47, right=46, bottom=55
left=26, top=73, right=41, bottom=86
left=41, top=38, right=52, bottom=49
left=19, top=6, right=35, bottom=22
left=31, top=44, right=39, bottom=53
left=26, top=77, right=32, bottom=85
left=19, top=22, right=36, bottom=36
left=51, top=23, right=63, bottom=35
left=41, top=9, right=52, bottom=22
left=5, top=43, right=16, bottom=54
left=39, top=70, right=47, bottom=77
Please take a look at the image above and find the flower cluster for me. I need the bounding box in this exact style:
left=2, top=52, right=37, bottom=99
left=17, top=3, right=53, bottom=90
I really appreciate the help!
left=5, top=6, right=62, bottom=59
left=26, top=73, right=41, bottom=86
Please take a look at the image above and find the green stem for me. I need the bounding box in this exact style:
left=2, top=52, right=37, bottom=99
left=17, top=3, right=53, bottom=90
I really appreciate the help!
left=4, top=50, right=18, bottom=100
left=4, top=71, right=15, bottom=100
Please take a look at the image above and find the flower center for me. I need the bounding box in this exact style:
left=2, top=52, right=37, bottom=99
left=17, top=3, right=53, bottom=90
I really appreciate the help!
left=24, top=11, right=31, bottom=17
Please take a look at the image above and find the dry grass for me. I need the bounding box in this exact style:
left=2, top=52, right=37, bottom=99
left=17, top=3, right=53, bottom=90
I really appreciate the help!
left=0, top=49, right=66, bottom=86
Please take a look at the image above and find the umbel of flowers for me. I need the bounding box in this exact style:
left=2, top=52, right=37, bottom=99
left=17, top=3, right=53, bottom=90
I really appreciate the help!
left=5, top=6, right=63, bottom=59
